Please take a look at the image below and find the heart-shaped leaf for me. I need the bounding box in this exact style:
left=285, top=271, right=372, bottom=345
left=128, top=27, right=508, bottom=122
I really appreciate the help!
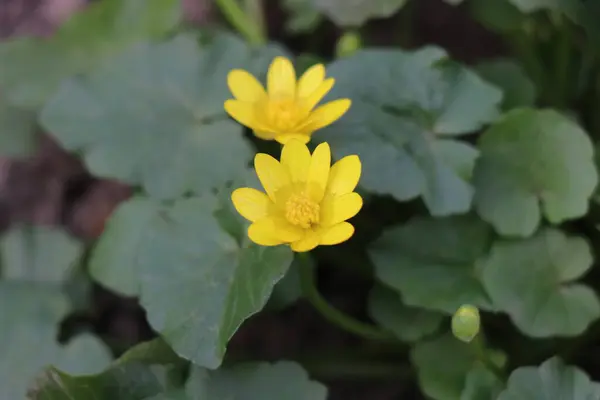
left=497, top=357, right=600, bottom=400
left=368, top=283, right=444, bottom=342
left=0, top=0, right=181, bottom=108
left=369, top=215, right=493, bottom=313
left=41, top=34, right=285, bottom=200
left=1, top=225, right=83, bottom=284
left=480, top=228, right=600, bottom=337
left=473, top=109, right=597, bottom=237
left=0, top=282, right=111, bottom=399
left=318, top=48, right=502, bottom=216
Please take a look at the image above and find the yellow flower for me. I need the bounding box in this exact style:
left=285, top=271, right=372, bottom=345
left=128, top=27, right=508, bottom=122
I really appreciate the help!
left=224, top=56, right=351, bottom=145
left=231, top=140, right=362, bottom=252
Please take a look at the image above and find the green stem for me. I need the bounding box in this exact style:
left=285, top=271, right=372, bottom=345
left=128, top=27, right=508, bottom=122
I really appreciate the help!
left=471, top=335, right=505, bottom=380
left=297, top=256, right=396, bottom=342
left=215, top=0, right=266, bottom=45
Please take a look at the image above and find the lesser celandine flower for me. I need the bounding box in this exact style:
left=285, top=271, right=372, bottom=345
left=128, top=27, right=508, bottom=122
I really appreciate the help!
left=231, top=140, right=362, bottom=252
left=224, top=56, right=351, bottom=144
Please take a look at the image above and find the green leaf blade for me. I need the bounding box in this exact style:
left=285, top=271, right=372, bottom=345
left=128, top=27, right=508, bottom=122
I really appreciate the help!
left=473, top=109, right=598, bottom=237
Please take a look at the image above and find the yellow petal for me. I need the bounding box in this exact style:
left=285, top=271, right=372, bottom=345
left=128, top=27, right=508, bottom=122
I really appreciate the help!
left=304, top=78, right=334, bottom=110
left=224, top=100, right=256, bottom=129
left=306, top=142, right=331, bottom=202
left=267, top=56, right=296, bottom=98
left=291, top=231, right=320, bottom=252
left=248, top=220, right=283, bottom=246
left=321, top=192, right=363, bottom=226
left=275, top=133, right=311, bottom=145
left=227, top=69, right=266, bottom=102
left=231, top=188, right=271, bottom=222
left=297, top=64, right=325, bottom=99
left=253, top=129, right=277, bottom=140
left=281, top=139, right=311, bottom=183
left=327, top=155, right=361, bottom=196
left=305, top=99, right=351, bottom=131
left=254, top=153, right=291, bottom=202
left=251, top=216, right=304, bottom=242
left=319, top=222, right=354, bottom=245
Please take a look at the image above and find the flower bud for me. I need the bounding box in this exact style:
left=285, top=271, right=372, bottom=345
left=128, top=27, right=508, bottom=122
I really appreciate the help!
left=336, top=31, right=361, bottom=58
left=452, top=304, right=480, bottom=343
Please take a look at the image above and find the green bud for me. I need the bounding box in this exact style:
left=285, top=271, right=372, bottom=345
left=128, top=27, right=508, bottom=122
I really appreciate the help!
left=336, top=31, right=361, bottom=58
left=452, top=304, right=480, bottom=343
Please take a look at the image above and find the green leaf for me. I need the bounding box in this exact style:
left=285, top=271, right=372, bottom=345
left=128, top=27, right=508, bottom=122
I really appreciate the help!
left=0, top=95, right=38, bottom=157
left=411, top=334, right=503, bottom=400
left=0, top=282, right=111, bottom=399
left=283, top=0, right=322, bottom=33
left=319, top=48, right=502, bottom=216
left=1, top=225, right=83, bottom=284
left=30, top=339, right=187, bottom=399
left=313, top=0, right=407, bottom=26
left=267, top=258, right=304, bottom=311
left=368, top=283, right=444, bottom=342
left=138, top=197, right=293, bottom=368
left=475, top=59, right=537, bottom=111
left=369, top=215, right=493, bottom=313
left=90, top=194, right=294, bottom=368
left=0, top=0, right=181, bottom=108
left=185, top=361, right=328, bottom=399
left=481, top=228, right=600, bottom=337
left=89, top=196, right=160, bottom=296
left=505, top=1, right=600, bottom=52
left=473, top=109, right=597, bottom=237
left=41, top=34, right=284, bottom=200
left=460, top=366, right=504, bottom=400
left=29, top=364, right=176, bottom=399
left=497, top=357, right=600, bottom=400
left=468, top=0, right=526, bottom=33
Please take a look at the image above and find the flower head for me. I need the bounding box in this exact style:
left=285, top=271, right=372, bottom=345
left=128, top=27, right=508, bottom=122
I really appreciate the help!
left=231, top=140, right=362, bottom=252
left=224, top=56, right=351, bottom=145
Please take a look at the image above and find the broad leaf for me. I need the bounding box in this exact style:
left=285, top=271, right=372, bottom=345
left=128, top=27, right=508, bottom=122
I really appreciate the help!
left=89, top=196, right=160, bottom=296
left=185, top=361, right=328, bottom=399
left=506, top=0, right=600, bottom=42
left=29, top=364, right=176, bottom=399
left=0, top=282, right=111, bottom=399
left=468, top=0, right=526, bottom=33
left=475, top=59, right=536, bottom=110
left=481, top=228, right=600, bottom=337
left=0, top=95, right=38, bottom=157
left=368, top=284, right=444, bottom=342
left=497, top=357, right=600, bottom=399
left=411, top=334, right=504, bottom=400
left=283, top=0, right=322, bottom=33
left=0, top=0, right=181, bottom=108
left=1, top=225, right=83, bottom=284
left=473, top=109, right=597, bottom=237
left=90, top=194, right=293, bottom=368
left=460, top=366, right=504, bottom=400
left=30, top=338, right=187, bottom=399
left=313, top=0, right=408, bottom=26
left=136, top=197, right=292, bottom=368
left=369, top=215, right=493, bottom=313
left=319, top=48, right=502, bottom=215
left=41, top=34, right=284, bottom=200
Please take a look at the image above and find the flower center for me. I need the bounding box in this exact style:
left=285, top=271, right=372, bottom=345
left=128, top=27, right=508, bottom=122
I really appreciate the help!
left=284, top=193, right=320, bottom=229
left=265, top=98, right=302, bottom=131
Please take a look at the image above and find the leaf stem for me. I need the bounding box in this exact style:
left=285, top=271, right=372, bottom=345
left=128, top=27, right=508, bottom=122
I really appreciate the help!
left=297, top=255, right=396, bottom=342
left=471, top=335, right=505, bottom=380
left=215, top=0, right=266, bottom=45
